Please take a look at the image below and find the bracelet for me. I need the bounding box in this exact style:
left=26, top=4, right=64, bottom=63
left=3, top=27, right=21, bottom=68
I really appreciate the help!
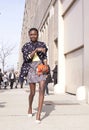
left=44, top=59, right=47, bottom=61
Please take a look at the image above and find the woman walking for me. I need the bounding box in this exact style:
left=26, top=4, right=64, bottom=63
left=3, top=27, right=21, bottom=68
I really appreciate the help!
left=19, top=28, right=48, bottom=123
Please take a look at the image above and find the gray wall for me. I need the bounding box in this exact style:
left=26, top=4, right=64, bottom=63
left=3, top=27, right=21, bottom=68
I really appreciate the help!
left=63, top=0, right=84, bottom=94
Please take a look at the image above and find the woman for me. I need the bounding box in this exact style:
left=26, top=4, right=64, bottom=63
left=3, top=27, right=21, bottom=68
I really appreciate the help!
left=45, top=65, right=52, bottom=95
left=19, top=28, right=48, bottom=123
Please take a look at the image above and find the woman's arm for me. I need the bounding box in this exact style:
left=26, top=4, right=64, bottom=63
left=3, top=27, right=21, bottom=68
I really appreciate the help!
left=28, top=49, right=37, bottom=59
left=28, top=48, right=46, bottom=59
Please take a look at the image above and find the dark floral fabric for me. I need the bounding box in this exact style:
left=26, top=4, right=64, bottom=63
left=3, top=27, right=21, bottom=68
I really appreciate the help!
left=19, top=41, right=48, bottom=82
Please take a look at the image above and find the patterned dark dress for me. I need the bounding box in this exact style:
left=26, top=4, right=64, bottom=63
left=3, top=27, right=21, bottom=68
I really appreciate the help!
left=19, top=41, right=48, bottom=83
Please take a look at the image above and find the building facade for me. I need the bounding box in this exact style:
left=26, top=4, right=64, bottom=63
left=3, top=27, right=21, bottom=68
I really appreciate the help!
left=19, top=0, right=89, bottom=100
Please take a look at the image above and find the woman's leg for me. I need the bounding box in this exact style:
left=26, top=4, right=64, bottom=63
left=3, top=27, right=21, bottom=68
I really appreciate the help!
left=36, top=80, right=45, bottom=120
left=28, top=83, right=36, bottom=114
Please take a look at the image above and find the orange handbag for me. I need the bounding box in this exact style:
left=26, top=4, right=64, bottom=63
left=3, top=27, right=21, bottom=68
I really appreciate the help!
left=37, top=64, right=49, bottom=76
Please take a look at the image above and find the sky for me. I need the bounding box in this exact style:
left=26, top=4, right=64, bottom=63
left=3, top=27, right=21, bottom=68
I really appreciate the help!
left=0, top=0, right=25, bottom=71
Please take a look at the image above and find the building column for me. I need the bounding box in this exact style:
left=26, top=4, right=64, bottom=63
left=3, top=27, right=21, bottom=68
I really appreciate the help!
left=54, top=0, right=65, bottom=94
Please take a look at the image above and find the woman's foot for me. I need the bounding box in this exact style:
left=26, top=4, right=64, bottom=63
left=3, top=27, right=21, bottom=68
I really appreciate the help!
left=36, top=113, right=41, bottom=123
left=28, top=108, right=32, bottom=117
left=35, top=119, right=41, bottom=123
left=36, top=112, right=41, bottom=121
left=28, top=107, right=32, bottom=114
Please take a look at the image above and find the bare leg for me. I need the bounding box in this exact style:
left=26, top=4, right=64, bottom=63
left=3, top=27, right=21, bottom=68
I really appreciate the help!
left=28, top=83, right=36, bottom=114
left=36, top=80, right=45, bottom=120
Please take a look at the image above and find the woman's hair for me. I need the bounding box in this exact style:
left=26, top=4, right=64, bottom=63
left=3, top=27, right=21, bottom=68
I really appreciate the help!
left=28, top=28, right=38, bottom=35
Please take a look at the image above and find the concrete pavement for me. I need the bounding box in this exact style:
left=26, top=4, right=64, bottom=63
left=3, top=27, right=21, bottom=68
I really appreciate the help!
left=0, top=85, right=89, bottom=130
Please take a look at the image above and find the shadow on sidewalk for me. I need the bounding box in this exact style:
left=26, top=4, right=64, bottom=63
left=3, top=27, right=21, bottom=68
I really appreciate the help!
left=42, top=99, right=80, bottom=120
left=42, top=103, right=55, bottom=121
left=34, top=101, right=55, bottom=121
left=0, top=102, right=7, bottom=108
left=44, top=100, right=80, bottom=105
left=34, top=99, right=80, bottom=121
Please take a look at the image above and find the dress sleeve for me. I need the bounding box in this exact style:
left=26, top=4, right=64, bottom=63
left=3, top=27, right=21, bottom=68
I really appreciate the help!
left=22, top=44, right=31, bottom=62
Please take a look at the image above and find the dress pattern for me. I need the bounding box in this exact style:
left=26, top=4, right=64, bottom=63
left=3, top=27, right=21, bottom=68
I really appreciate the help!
left=27, top=61, right=46, bottom=83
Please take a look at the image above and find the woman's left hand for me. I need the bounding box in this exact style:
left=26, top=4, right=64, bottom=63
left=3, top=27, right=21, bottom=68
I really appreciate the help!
left=36, top=48, right=46, bottom=53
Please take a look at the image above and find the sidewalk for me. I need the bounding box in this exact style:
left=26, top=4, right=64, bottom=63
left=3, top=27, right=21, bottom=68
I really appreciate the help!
left=0, top=86, right=89, bottom=130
